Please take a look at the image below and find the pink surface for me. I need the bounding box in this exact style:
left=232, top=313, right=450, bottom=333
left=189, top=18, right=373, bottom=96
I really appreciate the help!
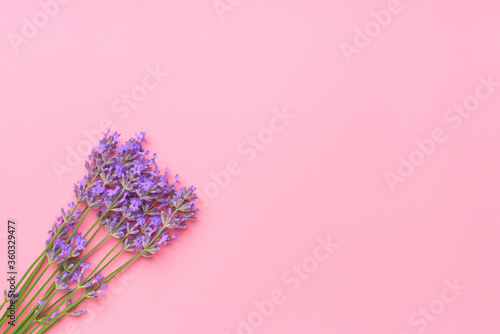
left=1, top=1, right=500, bottom=333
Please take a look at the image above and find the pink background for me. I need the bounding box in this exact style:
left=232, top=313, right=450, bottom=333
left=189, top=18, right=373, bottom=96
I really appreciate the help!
left=1, top=1, right=500, bottom=333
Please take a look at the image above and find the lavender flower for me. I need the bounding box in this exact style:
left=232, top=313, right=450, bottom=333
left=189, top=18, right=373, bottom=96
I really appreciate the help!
left=61, top=203, right=81, bottom=225
left=47, top=202, right=81, bottom=244
left=69, top=310, right=87, bottom=317
left=71, top=262, right=91, bottom=284
left=45, top=310, right=60, bottom=323
left=3, top=290, right=19, bottom=303
left=83, top=274, right=108, bottom=299
left=46, top=238, right=71, bottom=264
left=55, top=273, right=73, bottom=292
left=68, top=232, right=87, bottom=258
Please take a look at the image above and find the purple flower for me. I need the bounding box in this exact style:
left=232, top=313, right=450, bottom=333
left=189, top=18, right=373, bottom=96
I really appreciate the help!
left=74, top=179, right=87, bottom=203
left=55, top=272, right=73, bottom=292
left=45, top=310, right=60, bottom=323
left=94, top=142, right=107, bottom=154
left=84, top=275, right=108, bottom=299
left=122, top=237, right=138, bottom=252
left=4, top=290, right=19, bottom=302
left=132, top=235, right=143, bottom=249
left=47, top=216, right=73, bottom=244
left=61, top=203, right=81, bottom=225
left=136, top=132, right=146, bottom=143
left=98, top=284, right=108, bottom=295
left=91, top=274, right=104, bottom=286
left=112, top=192, right=129, bottom=210
left=46, top=238, right=72, bottom=264
left=140, top=221, right=158, bottom=236
left=158, top=232, right=171, bottom=245
left=131, top=159, right=145, bottom=176
left=125, top=222, right=140, bottom=236
left=112, top=162, right=126, bottom=178
left=69, top=232, right=87, bottom=258
left=129, top=197, right=142, bottom=212
left=138, top=178, right=154, bottom=193
left=71, top=261, right=91, bottom=284
left=85, top=191, right=103, bottom=209
left=90, top=180, right=106, bottom=196
left=135, top=215, right=147, bottom=225
left=106, top=186, right=120, bottom=198
left=69, top=310, right=87, bottom=317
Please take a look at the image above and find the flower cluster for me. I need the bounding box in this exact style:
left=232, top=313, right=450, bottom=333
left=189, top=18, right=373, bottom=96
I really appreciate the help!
left=74, top=131, right=198, bottom=257
left=8, top=130, right=200, bottom=333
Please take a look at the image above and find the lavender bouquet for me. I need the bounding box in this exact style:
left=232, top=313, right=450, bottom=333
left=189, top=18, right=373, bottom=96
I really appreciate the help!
left=0, top=130, right=198, bottom=333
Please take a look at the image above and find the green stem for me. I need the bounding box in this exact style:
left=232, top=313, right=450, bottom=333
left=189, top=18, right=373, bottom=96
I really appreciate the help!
left=8, top=204, right=101, bottom=332
left=86, top=243, right=123, bottom=281
left=31, top=225, right=172, bottom=332
left=0, top=176, right=99, bottom=331
left=84, top=222, right=104, bottom=247
left=11, top=252, right=44, bottom=297
left=12, top=289, right=57, bottom=334
left=36, top=248, right=138, bottom=334
left=0, top=204, right=91, bottom=327
left=13, top=195, right=171, bottom=332
left=0, top=258, right=44, bottom=328
left=36, top=295, right=86, bottom=334
left=67, top=206, right=91, bottom=240
left=34, top=231, right=159, bottom=330
left=18, top=214, right=128, bottom=329
left=32, top=284, right=83, bottom=332
left=104, top=226, right=172, bottom=284
left=82, top=189, right=126, bottom=241
left=12, top=262, right=50, bottom=313
left=0, top=265, right=50, bottom=334
left=11, top=265, right=55, bottom=326
left=16, top=203, right=83, bottom=291
left=13, top=281, right=59, bottom=334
